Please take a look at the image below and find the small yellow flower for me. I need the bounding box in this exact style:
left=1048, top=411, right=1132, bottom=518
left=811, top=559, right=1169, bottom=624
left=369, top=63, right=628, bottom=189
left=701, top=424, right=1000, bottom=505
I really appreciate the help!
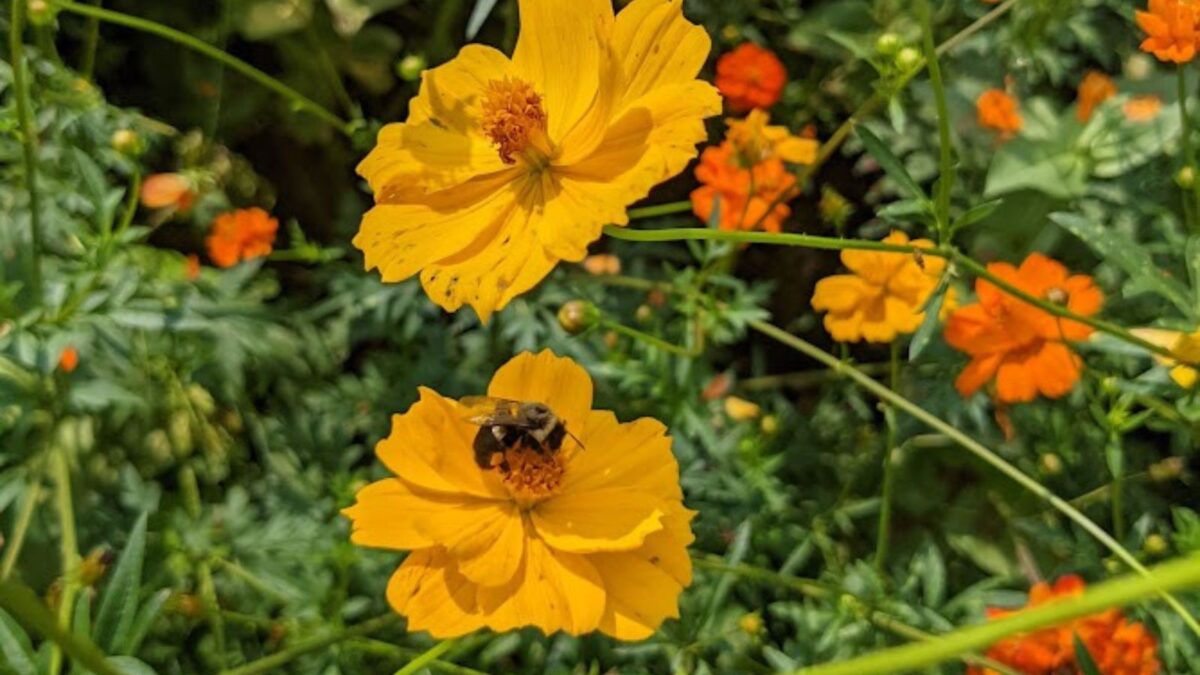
left=811, top=231, right=945, bottom=343
left=343, top=351, right=694, bottom=639
left=355, top=0, right=720, bottom=322
left=723, top=396, right=762, bottom=421
left=1130, top=328, right=1200, bottom=388
left=724, top=109, right=818, bottom=167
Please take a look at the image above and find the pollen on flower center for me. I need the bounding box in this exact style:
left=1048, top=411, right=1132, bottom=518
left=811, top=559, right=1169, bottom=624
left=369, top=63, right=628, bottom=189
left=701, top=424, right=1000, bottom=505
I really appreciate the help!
left=499, top=445, right=565, bottom=506
left=480, top=78, right=549, bottom=165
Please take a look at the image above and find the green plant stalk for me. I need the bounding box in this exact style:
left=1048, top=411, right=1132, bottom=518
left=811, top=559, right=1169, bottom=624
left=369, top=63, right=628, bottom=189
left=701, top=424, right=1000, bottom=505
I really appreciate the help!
left=219, top=614, right=400, bottom=675
left=48, top=0, right=352, bottom=134
left=873, top=343, right=901, bottom=572
left=347, top=638, right=490, bottom=675
left=919, top=0, right=954, bottom=239
left=10, top=0, right=44, bottom=302
left=627, top=200, right=694, bottom=220
left=48, top=448, right=79, bottom=675
left=0, top=581, right=122, bottom=675
left=1178, top=67, right=1200, bottom=232
left=792, top=554, right=1200, bottom=675
left=0, top=480, right=41, bottom=580
left=1107, top=430, right=1126, bottom=542
left=748, top=320, right=1200, bottom=637
left=178, top=466, right=228, bottom=667
left=79, top=0, right=102, bottom=78
left=600, top=319, right=701, bottom=357
left=395, top=639, right=460, bottom=675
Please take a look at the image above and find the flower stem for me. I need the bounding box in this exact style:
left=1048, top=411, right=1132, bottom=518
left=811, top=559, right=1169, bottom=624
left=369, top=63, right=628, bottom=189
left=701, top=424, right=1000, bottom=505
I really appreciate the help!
left=48, top=0, right=353, bottom=135
left=217, top=615, right=400, bottom=675
left=748, top=319, right=1200, bottom=637
left=873, top=342, right=902, bottom=573
left=1177, top=66, right=1200, bottom=232
left=48, top=447, right=80, bottom=675
left=0, top=581, right=122, bottom=675
left=394, top=639, right=460, bottom=675
left=78, top=0, right=102, bottom=79
left=790, top=553, right=1200, bottom=675
left=627, top=200, right=694, bottom=220
left=919, top=0, right=954, bottom=240
left=0, top=478, right=41, bottom=581
left=600, top=319, right=702, bottom=357
left=10, top=0, right=44, bottom=303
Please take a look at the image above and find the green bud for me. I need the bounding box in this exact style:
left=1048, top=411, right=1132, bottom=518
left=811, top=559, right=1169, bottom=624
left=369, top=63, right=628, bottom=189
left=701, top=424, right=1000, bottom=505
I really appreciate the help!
left=1177, top=166, right=1195, bottom=189
left=396, top=54, right=427, bottom=82
left=875, top=33, right=901, bottom=56
left=895, top=47, right=921, bottom=71
left=557, top=300, right=600, bottom=335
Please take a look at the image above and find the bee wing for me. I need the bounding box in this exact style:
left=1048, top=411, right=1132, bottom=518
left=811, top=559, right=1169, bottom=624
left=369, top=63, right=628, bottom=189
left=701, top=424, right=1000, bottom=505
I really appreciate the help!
left=458, top=396, right=532, bottom=427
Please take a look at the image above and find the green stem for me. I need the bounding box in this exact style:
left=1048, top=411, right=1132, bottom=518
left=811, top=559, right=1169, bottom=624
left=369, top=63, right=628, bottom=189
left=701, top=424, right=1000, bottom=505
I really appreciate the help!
left=1177, top=66, right=1200, bottom=232
left=48, top=448, right=79, bottom=675
left=395, top=639, right=460, bottom=675
left=348, top=638, right=489, bottom=675
left=627, top=200, right=693, bottom=220
left=748, top=320, right=1200, bottom=637
left=1107, top=430, right=1126, bottom=542
left=0, top=479, right=41, bottom=581
left=0, top=581, right=122, bottom=675
left=919, top=0, right=954, bottom=239
left=178, top=466, right=227, bottom=667
left=10, top=0, right=44, bottom=302
left=79, top=0, right=102, bottom=78
left=792, top=554, right=1200, bottom=675
left=218, top=615, right=400, bottom=675
left=873, top=342, right=901, bottom=572
left=600, top=319, right=701, bottom=357
left=48, top=0, right=352, bottom=134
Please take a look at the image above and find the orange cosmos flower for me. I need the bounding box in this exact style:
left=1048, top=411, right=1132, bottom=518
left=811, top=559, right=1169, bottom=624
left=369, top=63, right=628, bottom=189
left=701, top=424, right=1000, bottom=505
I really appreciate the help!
left=140, top=173, right=196, bottom=213
left=944, top=253, right=1103, bottom=404
left=355, top=0, right=720, bottom=323
left=810, top=231, right=948, bottom=343
left=977, top=88, right=1022, bottom=136
left=968, top=575, right=1161, bottom=675
left=1124, top=95, right=1163, bottom=121
left=58, top=347, right=79, bottom=373
left=343, top=351, right=694, bottom=640
left=716, top=43, right=787, bottom=112
left=1077, top=71, right=1117, bottom=122
left=1136, top=0, right=1200, bottom=63
left=205, top=208, right=278, bottom=269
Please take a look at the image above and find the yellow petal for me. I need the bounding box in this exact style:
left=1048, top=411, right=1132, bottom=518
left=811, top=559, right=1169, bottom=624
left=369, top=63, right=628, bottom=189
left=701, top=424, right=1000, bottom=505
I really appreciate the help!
left=476, top=537, right=605, bottom=635
left=387, top=549, right=485, bottom=638
left=532, top=488, right=664, bottom=553
left=824, top=310, right=864, bottom=343
left=1170, top=365, right=1198, bottom=388
left=637, top=506, right=696, bottom=587
left=555, top=44, right=624, bottom=167
left=375, top=388, right=507, bottom=499
left=419, top=501, right=527, bottom=587
left=512, top=0, right=614, bottom=142
left=774, top=136, right=819, bottom=164
left=591, top=546, right=684, bottom=640
left=1130, top=327, right=1185, bottom=367
left=407, top=44, right=515, bottom=129
left=342, top=479, right=442, bottom=550
left=487, top=350, right=594, bottom=435
left=563, top=411, right=680, bottom=499
left=611, top=0, right=711, bottom=109
left=812, top=275, right=867, bottom=313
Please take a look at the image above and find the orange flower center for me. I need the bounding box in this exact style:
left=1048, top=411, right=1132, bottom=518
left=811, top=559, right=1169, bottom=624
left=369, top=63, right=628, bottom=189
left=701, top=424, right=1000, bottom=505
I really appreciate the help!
left=499, top=446, right=565, bottom=507
left=480, top=77, right=551, bottom=166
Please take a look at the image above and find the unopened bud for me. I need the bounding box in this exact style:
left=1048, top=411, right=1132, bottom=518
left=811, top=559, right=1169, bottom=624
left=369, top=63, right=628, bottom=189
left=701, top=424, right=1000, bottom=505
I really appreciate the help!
left=1177, top=166, right=1196, bottom=189
left=760, top=414, right=779, bottom=435
left=724, top=396, right=762, bottom=421
left=396, top=54, right=427, bottom=82
left=895, top=47, right=921, bottom=71
left=875, top=33, right=901, bottom=56
left=557, top=300, right=599, bottom=335
left=738, top=612, right=763, bottom=635
left=1039, top=453, right=1063, bottom=476
left=27, top=0, right=53, bottom=25
left=1144, top=534, right=1169, bottom=556
left=111, top=129, right=142, bottom=156
left=634, top=304, right=653, bottom=324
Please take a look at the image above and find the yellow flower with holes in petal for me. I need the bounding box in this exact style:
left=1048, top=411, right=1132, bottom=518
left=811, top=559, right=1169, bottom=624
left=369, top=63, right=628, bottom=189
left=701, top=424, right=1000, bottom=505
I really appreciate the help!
left=354, top=0, right=720, bottom=322
left=811, top=231, right=949, bottom=343
left=1130, top=328, right=1200, bottom=388
left=342, top=351, right=695, bottom=639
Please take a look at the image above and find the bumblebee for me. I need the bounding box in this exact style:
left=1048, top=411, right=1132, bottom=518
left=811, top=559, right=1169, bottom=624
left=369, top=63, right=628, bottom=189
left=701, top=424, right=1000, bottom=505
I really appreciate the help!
left=460, top=396, right=581, bottom=471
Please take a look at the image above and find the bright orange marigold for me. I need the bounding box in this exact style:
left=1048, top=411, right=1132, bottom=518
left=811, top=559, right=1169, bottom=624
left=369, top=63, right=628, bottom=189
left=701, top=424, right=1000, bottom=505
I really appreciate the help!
left=977, top=88, right=1022, bottom=136
left=58, top=347, right=79, bottom=373
left=810, top=231, right=948, bottom=343
left=140, top=173, right=196, bottom=213
left=944, top=253, right=1103, bottom=404
left=343, top=351, right=694, bottom=640
left=1077, top=71, right=1117, bottom=122
left=968, top=575, right=1161, bottom=675
left=715, top=43, right=787, bottom=112
left=1136, top=0, right=1200, bottom=63
left=205, top=208, right=278, bottom=269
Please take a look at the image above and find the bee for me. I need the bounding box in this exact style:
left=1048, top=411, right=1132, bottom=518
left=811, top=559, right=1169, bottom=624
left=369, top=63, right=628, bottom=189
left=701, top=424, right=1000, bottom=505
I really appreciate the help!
left=459, top=396, right=582, bottom=471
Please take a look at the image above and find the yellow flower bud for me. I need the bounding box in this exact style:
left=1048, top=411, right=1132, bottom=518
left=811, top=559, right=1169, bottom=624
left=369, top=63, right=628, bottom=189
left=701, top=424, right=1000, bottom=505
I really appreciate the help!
left=724, top=396, right=761, bottom=421
left=557, top=300, right=599, bottom=335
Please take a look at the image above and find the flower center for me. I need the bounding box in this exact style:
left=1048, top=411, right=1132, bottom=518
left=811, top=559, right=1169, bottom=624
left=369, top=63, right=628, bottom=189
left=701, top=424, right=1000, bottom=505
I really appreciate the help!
left=1046, top=287, right=1068, bottom=305
left=498, top=445, right=565, bottom=507
left=480, top=77, right=551, bottom=166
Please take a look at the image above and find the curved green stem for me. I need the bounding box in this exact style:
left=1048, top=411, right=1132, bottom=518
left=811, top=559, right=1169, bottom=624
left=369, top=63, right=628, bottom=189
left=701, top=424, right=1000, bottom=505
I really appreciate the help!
left=627, top=200, right=693, bottom=220
left=10, top=0, right=44, bottom=302
left=0, top=479, right=41, bottom=581
left=48, top=448, right=79, bottom=675
left=218, top=615, right=400, bottom=675
left=919, top=0, right=954, bottom=239
left=600, top=319, right=702, bottom=357
left=792, top=554, right=1200, bottom=675
left=48, top=0, right=353, bottom=135
left=394, top=639, right=460, bottom=675
left=749, top=320, right=1200, bottom=637
left=873, top=343, right=901, bottom=572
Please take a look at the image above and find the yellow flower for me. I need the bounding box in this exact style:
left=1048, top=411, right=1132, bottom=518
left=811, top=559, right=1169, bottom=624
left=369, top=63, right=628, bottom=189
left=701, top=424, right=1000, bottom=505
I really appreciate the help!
left=354, top=0, right=720, bottom=322
left=811, top=231, right=945, bottom=343
left=724, top=109, right=818, bottom=167
left=723, top=396, right=762, bottom=421
left=343, top=351, right=695, bottom=639
left=1130, top=328, right=1200, bottom=388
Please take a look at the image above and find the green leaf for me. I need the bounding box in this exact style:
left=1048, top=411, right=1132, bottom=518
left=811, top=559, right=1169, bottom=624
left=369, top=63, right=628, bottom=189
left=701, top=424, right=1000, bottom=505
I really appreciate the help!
left=120, top=590, right=169, bottom=656
left=951, top=199, right=1003, bottom=232
left=94, top=513, right=148, bottom=655
left=1187, top=235, right=1200, bottom=315
left=0, top=609, right=36, bottom=675
left=107, top=657, right=159, bottom=675
left=1073, top=634, right=1103, bottom=675
left=856, top=125, right=928, bottom=201
left=984, top=138, right=1088, bottom=200
left=466, top=0, right=501, bottom=39
left=1051, top=212, right=1196, bottom=320
left=908, top=273, right=951, bottom=361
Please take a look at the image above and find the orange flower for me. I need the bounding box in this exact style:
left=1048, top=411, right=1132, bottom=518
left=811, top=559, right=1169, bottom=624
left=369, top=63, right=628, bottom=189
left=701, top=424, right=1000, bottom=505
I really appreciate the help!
left=140, top=173, right=196, bottom=213
left=1136, top=0, right=1200, bottom=63
left=968, top=575, right=1161, bottom=675
left=582, top=254, right=621, bottom=276
left=1077, top=71, right=1117, bottom=122
left=58, top=347, right=79, bottom=373
left=715, top=43, right=787, bottom=112
left=205, top=208, right=278, bottom=269
left=976, top=89, right=1022, bottom=135
left=1124, top=95, right=1163, bottom=122
left=944, top=253, right=1103, bottom=404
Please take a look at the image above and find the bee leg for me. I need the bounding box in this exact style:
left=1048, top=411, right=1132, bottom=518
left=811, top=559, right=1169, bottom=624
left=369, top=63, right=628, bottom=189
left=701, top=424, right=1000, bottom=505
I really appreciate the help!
left=473, top=427, right=503, bottom=470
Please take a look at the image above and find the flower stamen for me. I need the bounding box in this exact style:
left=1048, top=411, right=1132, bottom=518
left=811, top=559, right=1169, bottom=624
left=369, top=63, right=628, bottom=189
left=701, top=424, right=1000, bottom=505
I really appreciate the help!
left=497, top=445, right=565, bottom=507
left=480, top=78, right=551, bottom=165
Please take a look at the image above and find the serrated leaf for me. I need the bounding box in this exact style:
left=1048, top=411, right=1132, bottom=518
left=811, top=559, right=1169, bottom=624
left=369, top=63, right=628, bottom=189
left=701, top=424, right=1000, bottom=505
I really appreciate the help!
left=1073, top=634, right=1103, bottom=675
left=856, top=126, right=928, bottom=201
left=466, top=0, right=501, bottom=39
left=985, top=138, right=1088, bottom=200
left=95, top=513, right=148, bottom=655
left=908, top=273, right=951, bottom=361
left=1051, top=212, right=1196, bottom=320
left=0, top=609, right=36, bottom=675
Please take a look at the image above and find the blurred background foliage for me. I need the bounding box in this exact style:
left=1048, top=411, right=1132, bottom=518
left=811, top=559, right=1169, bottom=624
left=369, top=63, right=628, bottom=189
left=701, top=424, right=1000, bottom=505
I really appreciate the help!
left=2, top=0, right=1200, bottom=673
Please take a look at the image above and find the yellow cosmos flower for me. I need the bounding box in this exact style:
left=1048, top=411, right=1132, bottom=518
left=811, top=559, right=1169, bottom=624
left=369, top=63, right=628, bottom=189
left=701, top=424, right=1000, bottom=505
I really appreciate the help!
left=725, top=108, right=818, bottom=167
left=811, top=231, right=948, bottom=343
left=354, top=0, right=721, bottom=322
left=343, top=351, right=695, bottom=639
left=1130, top=328, right=1200, bottom=388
